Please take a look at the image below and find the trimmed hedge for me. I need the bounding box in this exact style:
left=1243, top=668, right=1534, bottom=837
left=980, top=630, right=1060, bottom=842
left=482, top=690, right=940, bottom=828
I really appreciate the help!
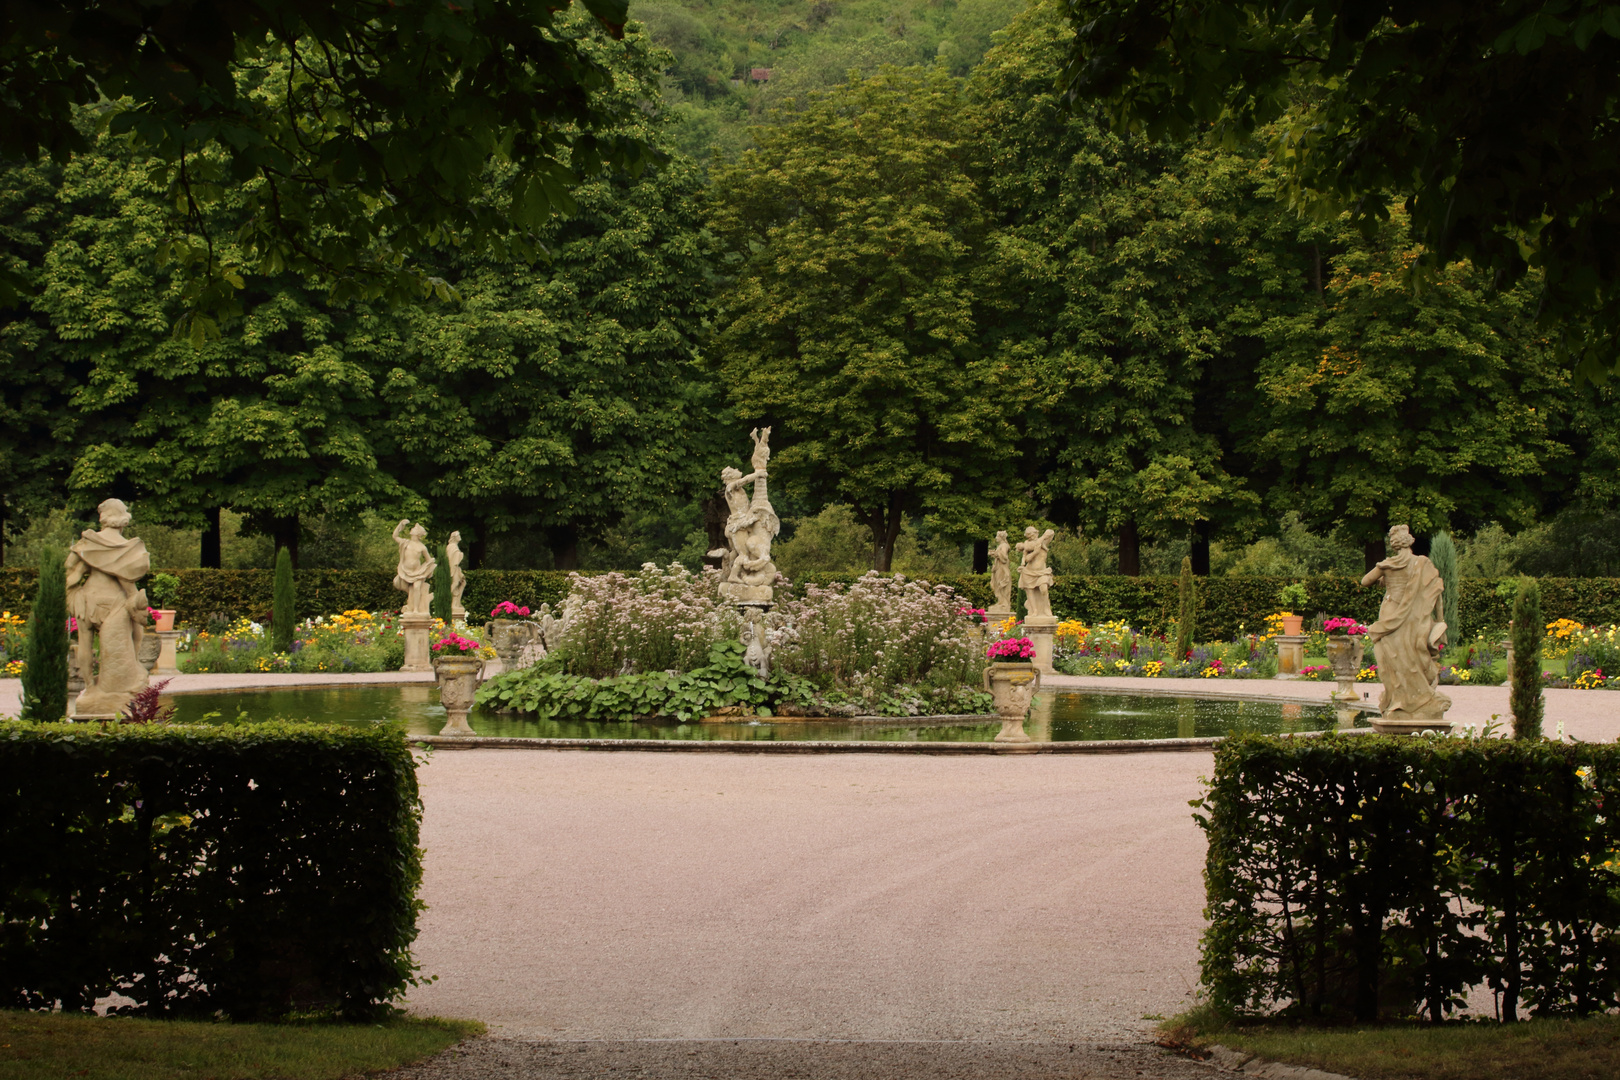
left=0, top=721, right=423, bottom=1019
left=4, top=567, right=1619, bottom=637
left=1201, top=735, right=1620, bottom=1023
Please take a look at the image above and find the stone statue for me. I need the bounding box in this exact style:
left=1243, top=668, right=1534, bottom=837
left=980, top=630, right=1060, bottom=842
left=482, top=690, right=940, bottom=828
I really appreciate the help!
left=1016, top=526, right=1057, bottom=619
left=719, top=427, right=780, bottom=603
left=742, top=606, right=771, bottom=677
left=446, top=530, right=467, bottom=620
left=64, top=498, right=151, bottom=717
left=1361, top=523, right=1452, bottom=729
left=989, top=530, right=1013, bottom=614
left=391, top=520, right=437, bottom=615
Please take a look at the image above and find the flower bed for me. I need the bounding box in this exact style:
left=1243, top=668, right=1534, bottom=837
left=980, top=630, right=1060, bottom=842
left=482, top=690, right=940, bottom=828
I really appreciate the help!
left=1047, top=618, right=1277, bottom=679
left=180, top=610, right=491, bottom=674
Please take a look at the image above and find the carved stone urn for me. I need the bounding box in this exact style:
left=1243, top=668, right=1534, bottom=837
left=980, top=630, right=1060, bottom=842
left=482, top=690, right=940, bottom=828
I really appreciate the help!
left=1325, top=634, right=1364, bottom=704
left=984, top=662, right=1041, bottom=743
left=137, top=630, right=162, bottom=674
left=489, top=619, right=539, bottom=670
left=433, top=652, right=484, bottom=736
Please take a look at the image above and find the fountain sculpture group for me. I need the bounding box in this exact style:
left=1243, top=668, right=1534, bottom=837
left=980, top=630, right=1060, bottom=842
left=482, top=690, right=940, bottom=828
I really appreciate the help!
left=715, top=428, right=779, bottom=677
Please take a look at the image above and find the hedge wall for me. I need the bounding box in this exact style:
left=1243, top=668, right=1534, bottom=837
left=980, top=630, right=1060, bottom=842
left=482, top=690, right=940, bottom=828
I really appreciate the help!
left=1201, top=735, right=1620, bottom=1022
left=0, top=722, right=423, bottom=1019
left=4, top=566, right=1619, bottom=637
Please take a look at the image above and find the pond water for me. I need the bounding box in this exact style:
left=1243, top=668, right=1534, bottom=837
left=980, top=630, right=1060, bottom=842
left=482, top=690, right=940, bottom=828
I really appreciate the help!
left=162, top=684, right=1362, bottom=742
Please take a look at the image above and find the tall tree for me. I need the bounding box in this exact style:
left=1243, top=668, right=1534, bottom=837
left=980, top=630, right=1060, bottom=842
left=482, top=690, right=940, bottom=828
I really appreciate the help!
left=374, top=20, right=723, bottom=569
left=971, top=1, right=1292, bottom=572
left=1248, top=211, right=1570, bottom=567
left=708, top=67, right=1019, bottom=570
left=1060, top=0, right=1620, bottom=379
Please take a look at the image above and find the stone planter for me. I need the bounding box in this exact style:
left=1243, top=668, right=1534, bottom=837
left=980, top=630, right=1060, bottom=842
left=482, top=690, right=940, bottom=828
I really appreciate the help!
left=984, top=661, right=1041, bottom=743
left=433, top=652, right=485, bottom=736
left=489, top=618, right=540, bottom=669
left=1324, top=633, right=1364, bottom=705
left=152, top=609, right=177, bottom=632
left=137, top=631, right=162, bottom=674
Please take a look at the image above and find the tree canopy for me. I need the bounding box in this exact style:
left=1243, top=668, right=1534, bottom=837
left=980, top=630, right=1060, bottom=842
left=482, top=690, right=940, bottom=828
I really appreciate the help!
left=1060, top=0, right=1620, bottom=379
left=1, top=0, right=647, bottom=331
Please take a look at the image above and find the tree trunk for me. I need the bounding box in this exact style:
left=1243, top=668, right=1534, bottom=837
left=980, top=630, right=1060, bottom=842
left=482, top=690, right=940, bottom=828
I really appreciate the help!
left=468, top=524, right=487, bottom=571
left=200, top=506, right=222, bottom=568
left=702, top=494, right=727, bottom=567
left=272, top=514, right=299, bottom=569
left=865, top=496, right=904, bottom=572
left=549, top=524, right=580, bottom=570
left=1118, top=520, right=1141, bottom=577
left=1191, top=520, right=1211, bottom=576
left=972, top=538, right=989, bottom=574
left=1364, top=539, right=1386, bottom=573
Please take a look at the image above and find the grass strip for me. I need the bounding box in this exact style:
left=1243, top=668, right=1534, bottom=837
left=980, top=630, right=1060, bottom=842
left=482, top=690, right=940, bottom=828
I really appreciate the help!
left=1165, top=1008, right=1620, bottom=1080
left=0, top=1010, right=483, bottom=1080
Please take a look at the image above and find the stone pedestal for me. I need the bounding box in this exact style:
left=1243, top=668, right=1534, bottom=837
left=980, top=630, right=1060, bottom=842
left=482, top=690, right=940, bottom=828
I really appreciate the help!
left=1275, top=634, right=1307, bottom=676
left=1022, top=614, right=1058, bottom=675
left=154, top=630, right=182, bottom=676
left=985, top=662, right=1040, bottom=743
left=400, top=612, right=433, bottom=673
left=986, top=606, right=1014, bottom=629
left=434, top=653, right=484, bottom=736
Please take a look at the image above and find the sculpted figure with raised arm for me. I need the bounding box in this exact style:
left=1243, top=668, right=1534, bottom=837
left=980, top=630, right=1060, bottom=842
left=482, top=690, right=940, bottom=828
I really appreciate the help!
left=1016, top=526, right=1057, bottom=619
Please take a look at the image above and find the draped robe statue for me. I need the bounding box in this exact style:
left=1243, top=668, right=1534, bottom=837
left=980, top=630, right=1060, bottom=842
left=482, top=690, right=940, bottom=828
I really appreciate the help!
left=1362, top=524, right=1452, bottom=725
left=988, top=531, right=1013, bottom=613
left=1016, top=527, right=1057, bottom=619
left=65, top=498, right=151, bottom=717
left=392, top=520, right=437, bottom=615
left=446, top=530, right=467, bottom=618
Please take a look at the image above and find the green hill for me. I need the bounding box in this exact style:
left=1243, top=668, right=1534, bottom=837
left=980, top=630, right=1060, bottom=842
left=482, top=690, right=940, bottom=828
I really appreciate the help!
left=630, top=0, right=1024, bottom=160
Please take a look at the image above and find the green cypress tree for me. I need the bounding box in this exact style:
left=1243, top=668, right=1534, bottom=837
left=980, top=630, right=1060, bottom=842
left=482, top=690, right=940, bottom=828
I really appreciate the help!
left=1510, top=576, right=1544, bottom=739
left=1430, top=532, right=1461, bottom=645
left=1176, top=555, right=1196, bottom=660
left=272, top=546, right=295, bottom=653
left=431, top=548, right=452, bottom=622
left=20, top=547, right=69, bottom=721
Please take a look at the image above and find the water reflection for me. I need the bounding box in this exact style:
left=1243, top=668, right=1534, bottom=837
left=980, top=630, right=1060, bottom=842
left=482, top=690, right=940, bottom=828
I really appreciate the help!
left=162, top=685, right=1359, bottom=742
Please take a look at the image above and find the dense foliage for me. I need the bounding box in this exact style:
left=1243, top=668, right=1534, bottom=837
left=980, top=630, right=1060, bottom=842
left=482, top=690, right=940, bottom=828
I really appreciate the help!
left=1200, top=734, right=1620, bottom=1022
left=0, top=721, right=424, bottom=1019
left=18, top=548, right=67, bottom=720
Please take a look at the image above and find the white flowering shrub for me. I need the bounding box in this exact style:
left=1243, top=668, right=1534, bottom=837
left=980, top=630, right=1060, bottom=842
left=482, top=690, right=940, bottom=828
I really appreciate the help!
left=550, top=564, right=741, bottom=678
left=771, top=572, right=981, bottom=691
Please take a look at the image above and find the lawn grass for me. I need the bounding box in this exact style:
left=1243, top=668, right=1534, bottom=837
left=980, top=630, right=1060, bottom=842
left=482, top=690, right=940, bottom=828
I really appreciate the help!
left=1165, top=1008, right=1620, bottom=1080
left=0, top=1010, right=483, bottom=1080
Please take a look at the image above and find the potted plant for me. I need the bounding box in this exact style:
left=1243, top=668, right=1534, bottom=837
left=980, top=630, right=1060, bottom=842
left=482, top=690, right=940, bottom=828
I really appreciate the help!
left=1276, top=583, right=1310, bottom=636
left=1322, top=616, right=1368, bottom=686
left=147, top=572, right=181, bottom=631
left=984, top=636, right=1040, bottom=743
left=432, top=633, right=486, bottom=736
left=487, top=601, right=538, bottom=667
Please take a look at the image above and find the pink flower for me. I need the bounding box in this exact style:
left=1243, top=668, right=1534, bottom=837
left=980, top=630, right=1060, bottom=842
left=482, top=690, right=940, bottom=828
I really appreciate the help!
left=434, top=633, right=481, bottom=653
left=1323, top=617, right=1367, bottom=636
left=986, top=636, right=1036, bottom=661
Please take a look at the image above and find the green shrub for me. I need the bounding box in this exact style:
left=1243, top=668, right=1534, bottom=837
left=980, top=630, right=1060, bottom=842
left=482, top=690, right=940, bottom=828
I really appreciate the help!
left=146, top=572, right=181, bottom=609
left=1511, top=577, right=1546, bottom=738
left=20, top=548, right=68, bottom=722
left=1176, top=556, right=1196, bottom=660
left=1200, top=735, right=1620, bottom=1024
left=272, top=548, right=295, bottom=653
left=0, top=721, right=423, bottom=1019
left=1431, top=532, right=1462, bottom=641
left=431, top=553, right=451, bottom=622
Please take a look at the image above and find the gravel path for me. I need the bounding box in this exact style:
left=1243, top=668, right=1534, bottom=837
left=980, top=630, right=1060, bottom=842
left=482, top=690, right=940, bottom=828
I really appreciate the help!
left=388, top=1037, right=1220, bottom=1080
left=405, top=751, right=1210, bottom=1042
left=398, top=749, right=1219, bottom=1077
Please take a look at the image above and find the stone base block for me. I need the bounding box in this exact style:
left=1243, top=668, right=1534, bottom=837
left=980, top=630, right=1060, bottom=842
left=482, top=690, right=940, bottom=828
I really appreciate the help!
left=1275, top=634, right=1307, bottom=675
left=155, top=630, right=182, bottom=676
left=1022, top=615, right=1059, bottom=675
left=720, top=583, right=774, bottom=603
left=401, top=613, right=433, bottom=673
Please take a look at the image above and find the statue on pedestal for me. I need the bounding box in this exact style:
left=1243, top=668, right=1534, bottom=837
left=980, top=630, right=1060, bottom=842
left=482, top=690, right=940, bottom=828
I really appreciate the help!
left=1016, top=526, right=1057, bottom=619
left=719, top=428, right=780, bottom=603
left=988, top=530, right=1013, bottom=614
left=446, top=530, right=467, bottom=620
left=1361, top=524, right=1452, bottom=731
left=392, top=520, right=437, bottom=614
left=65, top=498, right=151, bottom=717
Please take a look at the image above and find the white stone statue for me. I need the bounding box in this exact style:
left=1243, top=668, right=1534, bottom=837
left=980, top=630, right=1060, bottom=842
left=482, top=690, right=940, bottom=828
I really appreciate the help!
left=446, top=530, right=467, bottom=619
left=742, top=606, right=770, bottom=677
left=1016, top=526, right=1057, bottom=619
left=1361, top=523, right=1452, bottom=730
left=391, top=520, right=437, bottom=615
left=64, top=498, right=151, bottom=717
left=719, top=427, right=780, bottom=603
left=989, top=530, right=1013, bottom=614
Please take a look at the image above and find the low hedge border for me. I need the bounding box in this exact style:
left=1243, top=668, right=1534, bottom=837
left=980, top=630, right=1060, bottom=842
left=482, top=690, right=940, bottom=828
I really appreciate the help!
left=2, top=569, right=1618, bottom=639
left=1201, top=734, right=1620, bottom=1023
left=0, top=721, right=423, bottom=1019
